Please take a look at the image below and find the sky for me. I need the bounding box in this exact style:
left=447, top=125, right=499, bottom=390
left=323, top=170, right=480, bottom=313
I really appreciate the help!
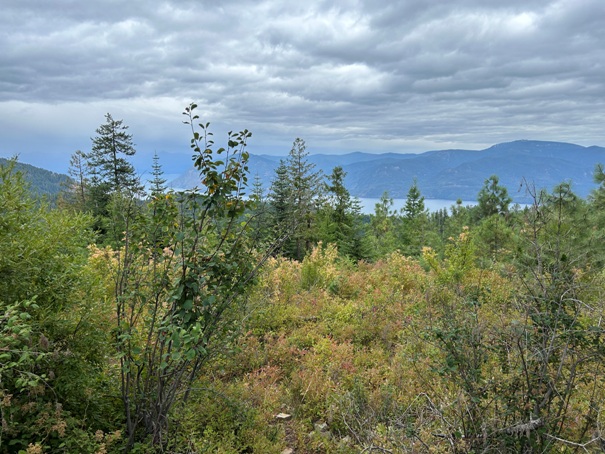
left=1, top=0, right=605, bottom=176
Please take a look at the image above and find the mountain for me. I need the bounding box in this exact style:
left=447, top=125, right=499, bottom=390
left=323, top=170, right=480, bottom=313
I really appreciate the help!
left=170, top=140, right=605, bottom=203
left=0, top=157, right=71, bottom=198
left=5, top=140, right=603, bottom=204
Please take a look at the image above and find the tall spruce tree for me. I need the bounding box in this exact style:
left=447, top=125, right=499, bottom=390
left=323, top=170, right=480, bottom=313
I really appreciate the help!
left=399, top=180, right=429, bottom=256
left=88, top=113, right=140, bottom=194
left=320, top=166, right=367, bottom=259
left=249, top=173, right=274, bottom=246
left=86, top=113, right=142, bottom=244
left=268, top=159, right=293, bottom=229
left=148, top=152, right=167, bottom=197
left=403, top=179, right=426, bottom=220
left=286, top=138, right=323, bottom=260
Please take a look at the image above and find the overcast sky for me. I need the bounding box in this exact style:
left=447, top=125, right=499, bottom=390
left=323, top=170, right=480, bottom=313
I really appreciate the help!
left=1, top=0, right=604, bottom=175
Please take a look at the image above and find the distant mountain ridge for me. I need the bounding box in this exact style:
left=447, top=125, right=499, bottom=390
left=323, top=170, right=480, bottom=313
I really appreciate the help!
left=6, top=140, right=602, bottom=204
left=0, top=157, right=70, bottom=197
left=170, top=140, right=605, bottom=203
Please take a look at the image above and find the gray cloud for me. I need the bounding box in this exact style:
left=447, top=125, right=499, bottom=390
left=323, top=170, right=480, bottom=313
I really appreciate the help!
left=1, top=0, right=604, bottom=174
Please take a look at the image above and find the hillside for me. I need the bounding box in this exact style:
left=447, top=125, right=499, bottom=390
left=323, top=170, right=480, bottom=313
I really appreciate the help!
left=170, top=140, right=605, bottom=203
left=0, top=157, right=71, bottom=197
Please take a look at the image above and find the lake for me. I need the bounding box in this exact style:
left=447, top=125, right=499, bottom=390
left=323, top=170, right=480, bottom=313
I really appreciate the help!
left=357, top=198, right=477, bottom=215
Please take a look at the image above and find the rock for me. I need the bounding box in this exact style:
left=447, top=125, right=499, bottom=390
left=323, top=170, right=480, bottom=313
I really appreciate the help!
left=275, top=413, right=292, bottom=421
left=314, top=421, right=328, bottom=433
left=339, top=435, right=352, bottom=446
left=281, top=449, right=293, bottom=454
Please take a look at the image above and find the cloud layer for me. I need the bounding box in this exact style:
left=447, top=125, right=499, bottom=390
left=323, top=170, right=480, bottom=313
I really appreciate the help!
left=1, top=0, right=604, bottom=173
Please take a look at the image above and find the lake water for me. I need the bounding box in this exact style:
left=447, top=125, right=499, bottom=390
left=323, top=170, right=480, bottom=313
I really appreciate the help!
left=357, top=198, right=477, bottom=215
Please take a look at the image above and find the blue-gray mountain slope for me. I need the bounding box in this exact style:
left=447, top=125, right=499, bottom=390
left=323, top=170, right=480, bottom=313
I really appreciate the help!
left=170, top=140, right=605, bottom=203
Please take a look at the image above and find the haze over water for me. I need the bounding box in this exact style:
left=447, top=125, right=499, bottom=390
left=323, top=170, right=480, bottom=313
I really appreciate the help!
left=357, top=198, right=477, bottom=215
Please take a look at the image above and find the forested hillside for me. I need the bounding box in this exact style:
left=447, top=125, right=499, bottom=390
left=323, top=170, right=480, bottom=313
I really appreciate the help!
left=171, top=140, right=605, bottom=202
left=0, top=157, right=70, bottom=198
left=3, top=108, right=605, bottom=453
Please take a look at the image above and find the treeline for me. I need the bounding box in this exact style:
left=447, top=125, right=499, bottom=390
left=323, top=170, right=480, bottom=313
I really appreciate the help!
left=2, top=106, right=605, bottom=452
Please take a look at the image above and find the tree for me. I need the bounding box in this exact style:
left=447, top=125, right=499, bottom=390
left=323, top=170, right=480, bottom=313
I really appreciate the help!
left=502, top=181, right=604, bottom=451
left=113, top=104, right=276, bottom=449
left=367, top=191, right=398, bottom=258
left=476, top=175, right=511, bottom=219
left=429, top=207, right=449, bottom=245
left=399, top=180, right=430, bottom=256
left=267, top=139, right=324, bottom=260
left=268, top=160, right=293, bottom=229
left=402, top=179, right=426, bottom=220
left=248, top=173, right=274, bottom=246
left=284, top=138, right=323, bottom=260
left=591, top=162, right=605, bottom=209
left=473, top=175, right=514, bottom=261
left=148, top=151, right=167, bottom=197
left=87, top=113, right=140, bottom=194
left=319, top=166, right=368, bottom=259
left=586, top=165, right=605, bottom=265
left=66, top=149, right=89, bottom=210
left=85, top=114, right=143, bottom=244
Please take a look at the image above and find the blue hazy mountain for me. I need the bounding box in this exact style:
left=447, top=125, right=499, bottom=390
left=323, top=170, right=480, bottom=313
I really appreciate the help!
left=172, top=140, right=605, bottom=202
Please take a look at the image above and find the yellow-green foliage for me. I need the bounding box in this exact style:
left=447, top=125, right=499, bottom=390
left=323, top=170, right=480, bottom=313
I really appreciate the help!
left=300, top=243, right=339, bottom=290
left=177, top=232, right=605, bottom=454
left=5, top=154, right=605, bottom=453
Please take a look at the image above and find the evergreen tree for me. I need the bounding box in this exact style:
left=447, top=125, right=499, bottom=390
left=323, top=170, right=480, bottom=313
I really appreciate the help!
left=587, top=165, right=605, bottom=264
left=430, top=208, right=449, bottom=245
left=285, top=138, right=323, bottom=260
left=249, top=173, right=273, bottom=246
left=590, top=163, right=605, bottom=211
left=403, top=179, right=426, bottom=220
left=473, top=176, right=515, bottom=262
left=85, top=113, right=143, bottom=243
left=476, top=175, right=511, bottom=219
left=319, top=166, right=368, bottom=259
left=268, top=159, right=293, bottom=229
left=87, top=113, right=140, bottom=194
left=399, top=180, right=430, bottom=256
left=445, top=198, right=474, bottom=238
left=368, top=191, right=398, bottom=258
left=149, top=152, right=167, bottom=197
